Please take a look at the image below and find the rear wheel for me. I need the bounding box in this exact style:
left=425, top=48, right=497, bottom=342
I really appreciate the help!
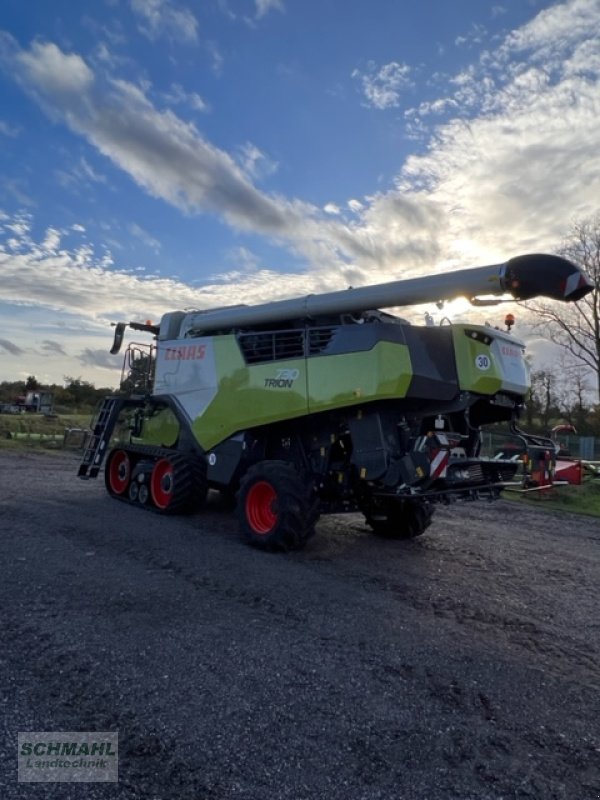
left=237, top=461, right=320, bottom=551
left=363, top=499, right=433, bottom=539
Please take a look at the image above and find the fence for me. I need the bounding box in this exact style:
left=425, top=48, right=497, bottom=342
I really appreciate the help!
left=480, top=431, right=600, bottom=461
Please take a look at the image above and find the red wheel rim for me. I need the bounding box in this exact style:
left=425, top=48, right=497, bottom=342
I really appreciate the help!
left=151, top=459, right=174, bottom=510
left=246, top=481, right=278, bottom=534
left=109, top=450, right=130, bottom=495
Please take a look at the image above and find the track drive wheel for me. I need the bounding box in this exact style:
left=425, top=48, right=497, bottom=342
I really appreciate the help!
left=363, top=499, right=434, bottom=539
left=105, top=449, right=132, bottom=496
left=149, top=454, right=207, bottom=514
left=237, top=461, right=320, bottom=551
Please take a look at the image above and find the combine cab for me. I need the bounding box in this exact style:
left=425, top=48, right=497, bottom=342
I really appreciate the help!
left=78, top=253, right=593, bottom=550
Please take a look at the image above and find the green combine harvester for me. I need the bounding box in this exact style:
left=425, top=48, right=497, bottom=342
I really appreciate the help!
left=78, top=254, right=593, bottom=550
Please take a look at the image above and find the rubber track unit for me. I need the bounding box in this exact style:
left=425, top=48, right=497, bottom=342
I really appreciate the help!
left=105, top=445, right=206, bottom=515
left=237, top=460, right=320, bottom=552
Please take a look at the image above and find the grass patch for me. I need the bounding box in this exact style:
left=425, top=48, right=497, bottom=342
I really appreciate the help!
left=0, top=412, right=91, bottom=450
left=503, top=479, right=600, bottom=517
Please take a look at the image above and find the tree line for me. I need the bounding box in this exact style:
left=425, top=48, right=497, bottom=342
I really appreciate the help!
left=0, top=376, right=116, bottom=413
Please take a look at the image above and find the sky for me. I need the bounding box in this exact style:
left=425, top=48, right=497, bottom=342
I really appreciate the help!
left=0, top=0, right=599, bottom=387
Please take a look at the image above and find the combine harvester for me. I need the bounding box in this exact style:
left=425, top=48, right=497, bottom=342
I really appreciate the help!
left=78, top=254, right=592, bottom=550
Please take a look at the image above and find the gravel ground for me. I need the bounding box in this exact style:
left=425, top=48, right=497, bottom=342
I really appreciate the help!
left=1, top=450, right=599, bottom=800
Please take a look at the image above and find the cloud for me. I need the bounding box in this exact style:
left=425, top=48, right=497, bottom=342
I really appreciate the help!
left=129, top=222, right=162, bottom=252
left=255, top=0, right=284, bottom=19
left=0, top=338, right=24, bottom=355
left=41, top=339, right=67, bottom=356
left=352, top=61, right=414, bottom=110
left=0, top=36, right=299, bottom=235
left=163, top=82, right=209, bottom=113
left=129, top=0, right=199, bottom=43
left=1, top=34, right=434, bottom=275
left=16, top=40, right=93, bottom=96
left=393, top=0, right=600, bottom=262
left=0, top=119, right=19, bottom=137
left=79, top=348, right=122, bottom=371
left=455, top=23, right=487, bottom=48
left=56, top=157, right=108, bottom=194
left=2, top=0, right=600, bottom=326
left=236, top=142, right=278, bottom=180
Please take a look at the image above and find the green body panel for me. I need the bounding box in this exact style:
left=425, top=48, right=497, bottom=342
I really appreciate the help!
left=192, top=336, right=308, bottom=450
left=307, top=341, right=412, bottom=412
left=152, top=324, right=526, bottom=453
left=452, top=325, right=503, bottom=395
left=192, top=338, right=412, bottom=450
left=136, top=407, right=180, bottom=447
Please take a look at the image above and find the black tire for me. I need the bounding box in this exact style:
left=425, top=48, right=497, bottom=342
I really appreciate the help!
left=148, top=453, right=207, bottom=515
left=236, top=461, right=320, bottom=551
left=363, top=499, right=434, bottom=539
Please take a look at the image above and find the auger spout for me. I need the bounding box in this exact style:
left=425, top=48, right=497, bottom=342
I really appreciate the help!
left=171, top=253, right=592, bottom=338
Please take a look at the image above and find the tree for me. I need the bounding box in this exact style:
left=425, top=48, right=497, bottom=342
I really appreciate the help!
left=63, top=376, right=101, bottom=408
left=25, top=375, right=40, bottom=390
left=524, top=214, right=600, bottom=400
left=528, top=368, right=559, bottom=430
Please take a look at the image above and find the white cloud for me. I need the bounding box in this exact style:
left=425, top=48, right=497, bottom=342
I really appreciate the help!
left=0, top=119, right=19, bottom=137
left=392, top=0, right=600, bottom=263
left=42, top=227, right=61, bottom=252
left=129, top=222, right=162, bottom=252
left=455, top=23, right=488, bottom=48
left=255, top=0, right=284, bottom=18
left=57, top=156, right=108, bottom=192
left=347, top=199, right=364, bottom=213
left=352, top=61, right=413, bottom=110
left=163, top=82, right=209, bottom=113
left=236, top=142, right=278, bottom=180
left=501, top=0, right=599, bottom=57
left=15, top=40, right=93, bottom=98
left=130, top=0, right=198, bottom=43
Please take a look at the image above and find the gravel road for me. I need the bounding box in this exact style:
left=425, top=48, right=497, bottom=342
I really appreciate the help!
left=1, top=450, right=599, bottom=800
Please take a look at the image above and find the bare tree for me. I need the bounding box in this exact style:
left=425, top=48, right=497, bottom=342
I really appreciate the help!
left=524, top=215, right=600, bottom=399
left=528, top=367, right=559, bottom=430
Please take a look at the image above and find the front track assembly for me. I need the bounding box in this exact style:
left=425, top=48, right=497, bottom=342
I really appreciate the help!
left=105, top=445, right=207, bottom=514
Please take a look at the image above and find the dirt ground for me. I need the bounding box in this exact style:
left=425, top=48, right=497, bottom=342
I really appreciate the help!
left=1, top=450, right=599, bottom=799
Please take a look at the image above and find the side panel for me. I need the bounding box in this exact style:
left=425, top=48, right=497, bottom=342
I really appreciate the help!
left=153, top=337, right=218, bottom=422
left=453, top=326, right=528, bottom=396
left=135, top=407, right=180, bottom=448
left=192, top=336, right=309, bottom=450
left=307, top=341, right=412, bottom=413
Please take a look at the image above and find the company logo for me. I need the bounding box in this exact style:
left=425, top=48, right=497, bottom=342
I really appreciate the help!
left=264, top=368, right=300, bottom=389
left=500, top=344, right=521, bottom=358
left=18, top=732, right=118, bottom=783
left=163, top=344, right=206, bottom=361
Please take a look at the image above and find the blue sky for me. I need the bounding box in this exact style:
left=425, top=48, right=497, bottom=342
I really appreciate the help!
left=0, top=0, right=599, bottom=385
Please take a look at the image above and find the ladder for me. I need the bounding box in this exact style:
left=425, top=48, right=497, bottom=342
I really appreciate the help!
left=78, top=397, right=125, bottom=479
